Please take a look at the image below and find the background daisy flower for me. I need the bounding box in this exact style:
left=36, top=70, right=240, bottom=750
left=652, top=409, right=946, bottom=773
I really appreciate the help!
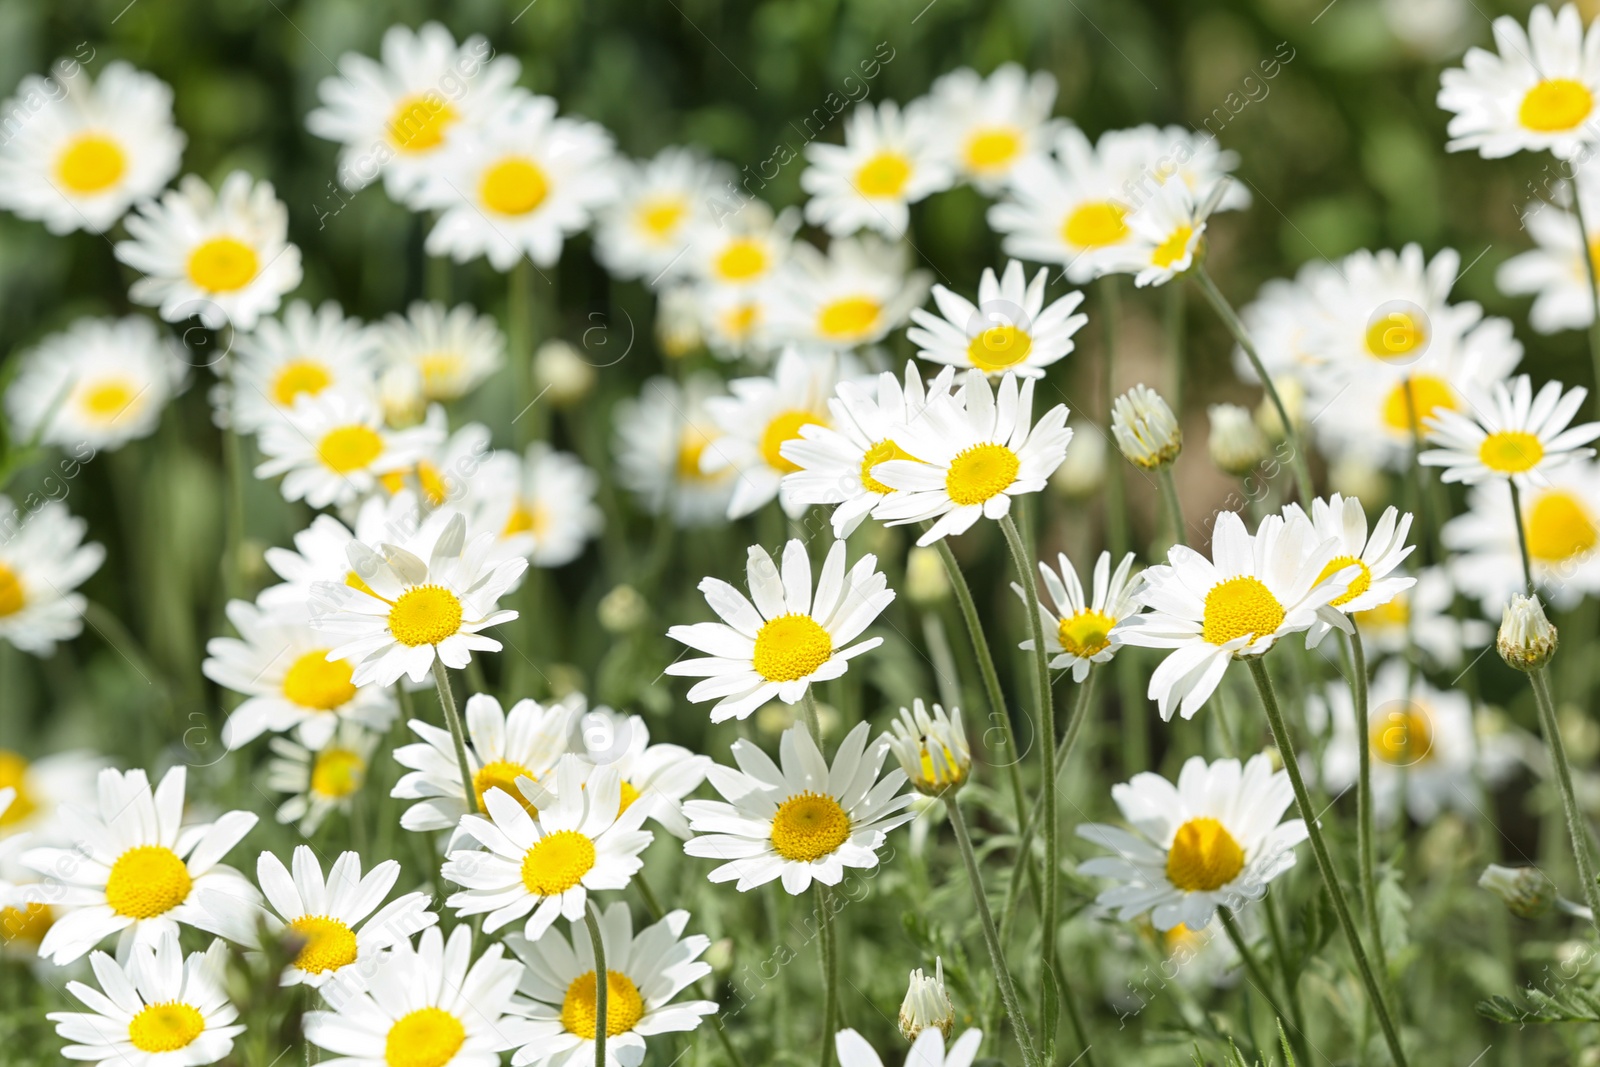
left=266, top=721, right=380, bottom=833
left=928, top=63, right=1060, bottom=192
left=231, top=300, right=379, bottom=433
left=375, top=301, right=506, bottom=404
left=1351, top=566, right=1492, bottom=669
left=1498, top=168, right=1600, bottom=333
left=565, top=704, right=712, bottom=839
left=612, top=374, right=736, bottom=527
left=765, top=236, right=931, bottom=349
left=471, top=443, right=603, bottom=568
left=0, top=749, right=104, bottom=839
left=1015, top=550, right=1143, bottom=682
left=254, top=389, right=441, bottom=509
left=683, top=201, right=798, bottom=296
left=836, top=1026, right=984, bottom=1067
left=1280, top=494, right=1416, bottom=646
left=801, top=99, right=953, bottom=237
left=0, top=496, right=105, bottom=656
left=907, top=260, right=1087, bottom=378
left=257, top=493, right=425, bottom=612
left=1098, top=181, right=1208, bottom=287
left=594, top=147, right=729, bottom=284
left=1421, top=374, right=1600, bottom=483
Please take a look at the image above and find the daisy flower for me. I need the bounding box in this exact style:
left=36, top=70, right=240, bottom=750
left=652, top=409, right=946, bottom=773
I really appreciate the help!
left=1421, top=374, right=1600, bottom=484
left=684, top=721, right=915, bottom=893
left=257, top=492, right=427, bottom=612
left=417, top=91, right=618, bottom=271
left=254, top=389, right=441, bottom=509
left=1352, top=566, right=1492, bottom=670
left=1077, top=753, right=1308, bottom=931
left=442, top=756, right=651, bottom=941
left=1014, top=550, right=1143, bottom=682
left=306, top=21, right=522, bottom=198
left=872, top=370, right=1074, bottom=545
left=472, top=444, right=603, bottom=568
left=0, top=748, right=104, bottom=837
left=595, top=147, right=729, bottom=284
left=766, top=236, right=931, bottom=349
left=378, top=415, right=493, bottom=513
left=0, top=496, right=106, bottom=656
left=1096, top=180, right=1209, bottom=287
left=1498, top=169, right=1600, bottom=332
left=1438, top=4, right=1600, bottom=160
left=231, top=300, right=379, bottom=433
left=0, top=60, right=183, bottom=235
left=4, top=315, right=189, bottom=451
left=392, top=692, right=571, bottom=833
left=884, top=700, right=972, bottom=796
left=665, top=538, right=895, bottom=723
left=303, top=924, right=530, bottom=1067
left=1279, top=494, right=1416, bottom=646
left=48, top=933, right=242, bottom=1066
left=801, top=100, right=953, bottom=237
left=1115, top=124, right=1252, bottom=214
left=684, top=202, right=798, bottom=295
left=779, top=362, right=957, bottom=538
left=566, top=704, right=711, bottom=839
left=375, top=301, right=506, bottom=404
left=115, top=171, right=303, bottom=331
left=612, top=374, right=737, bottom=527
left=310, top=510, right=527, bottom=687
left=927, top=63, right=1060, bottom=192
left=907, top=260, right=1087, bottom=378
left=835, top=1027, right=983, bottom=1067
left=21, top=766, right=259, bottom=965
left=505, top=903, right=717, bottom=1067
left=697, top=282, right=779, bottom=361
left=1232, top=261, right=1341, bottom=386
left=1112, top=510, right=1357, bottom=720
left=266, top=722, right=380, bottom=834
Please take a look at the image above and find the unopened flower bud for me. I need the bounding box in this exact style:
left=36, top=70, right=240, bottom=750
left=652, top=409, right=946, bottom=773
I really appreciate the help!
left=656, top=286, right=703, bottom=359
left=886, top=699, right=971, bottom=795
left=1479, top=863, right=1556, bottom=919
left=1498, top=594, right=1558, bottom=671
left=1206, top=403, right=1269, bottom=476
left=1254, top=377, right=1305, bottom=442
left=904, top=546, right=950, bottom=606
left=898, top=957, right=954, bottom=1041
left=534, top=340, right=596, bottom=406
left=598, top=584, right=647, bottom=633
left=1051, top=424, right=1105, bottom=498
left=1112, top=385, right=1181, bottom=470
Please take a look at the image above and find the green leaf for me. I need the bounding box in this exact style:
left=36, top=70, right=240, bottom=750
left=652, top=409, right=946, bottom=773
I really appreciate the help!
left=1376, top=867, right=1412, bottom=959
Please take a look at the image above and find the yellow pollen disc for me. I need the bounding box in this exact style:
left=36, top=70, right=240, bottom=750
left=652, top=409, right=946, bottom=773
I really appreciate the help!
left=79, top=378, right=137, bottom=422
left=56, top=133, right=126, bottom=194
left=289, top=915, right=359, bottom=974
left=480, top=156, right=549, bottom=216
left=715, top=239, right=769, bottom=282
left=1589, top=236, right=1600, bottom=280
left=387, top=585, right=464, bottom=647
left=751, top=613, right=833, bottom=682
left=618, top=780, right=642, bottom=814
left=1526, top=489, right=1599, bottom=563
left=1062, top=201, right=1129, bottom=249
left=637, top=196, right=688, bottom=238
left=521, top=829, right=597, bottom=896
left=1200, top=576, right=1285, bottom=647
left=1151, top=225, right=1195, bottom=269
left=1315, top=555, right=1373, bottom=608
left=722, top=301, right=760, bottom=340
left=0, top=750, right=35, bottom=825
left=1165, top=816, right=1245, bottom=892
left=0, top=563, right=26, bottom=619
left=860, top=438, right=917, bottom=495
left=316, top=424, right=385, bottom=475
left=759, top=409, right=825, bottom=473
left=1365, top=310, right=1427, bottom=359
left=561, top=970, right=646, bottom=1039
left=1370, top=705, right=1434, bottom=765
left=128, top=1001, right=205, bottom=1053
left=816, top=296, right=882, bottom=341
left=346, top=569, right=382, bottom=599
left=1058, top=609, right=1116, bottom=658
left=945, top=442, right=1020, bottom=506
left=385, top=1006, right=466, bottom=1067
left=1478, top=430, right=1545, bottom=474
left=1163, top=922, right=1204, bottom=956
left=311, top=747, right=366, bottom=799
left=186, top=236, right=259, bottom=293
left=967, top=324, right=1033, bottom=372
left=965, top=127, right=1022, bottom=172
left=1519, top=78, right=1594, bottom=132
left=1381, top=376, right=1456, bottom=434
left=474, top=759, right=539, bottom=816
left=854, top=151, right=913, bottom=198
left=281, top=649, right=356, bottom=711
left=388, top=95, right=458, bottom=153
left=1354, top=594, right=1409, bottom=630
left=770, top=791, right=851, bottom=862
left=105, top=846, right=191, bottom=919
left=272, top=359, right=334, bottom=407
left=1, top=901, right=52, bottom=945
left=502, top=501, right=536, bottom=537
left=417, top=351, right=466, bottom=397
left=677, top=427, right=716, bottom=480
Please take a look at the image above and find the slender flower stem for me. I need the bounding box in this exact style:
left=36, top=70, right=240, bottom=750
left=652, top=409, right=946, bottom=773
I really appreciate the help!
left=1157, top=465, right=1189, bottom=548
left=816, top=884, right=839, bottom=1067
left=1344, top=627, right=1391, bottom=994
left=1528, top=665, right=1600, bottom=933
left=944, top=793, right=1040, bottom=1067
left=1099, top=277, right=1131, bottom=560
left=800, top=688, right=824, bottom=747
left=1246, top=657, right=1409, bottom=1067
left=583, top=903, right=608, bottom=1067
left=1509, top=480, right=1536, bottom=597
left=1218, top=906, right=1304, bottom=1062
left=1165, top=280, right=1186, bottom=411
left=430, top=658, right=478, bottom=815
left=1262, top=893, right=1305, bottom=1040
left=1569, top=191, right=1600, bottom=420
left=711, top=1013, right=748, bottom=1067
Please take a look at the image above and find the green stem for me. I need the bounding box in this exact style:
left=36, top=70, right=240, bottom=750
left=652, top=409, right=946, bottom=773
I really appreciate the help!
left=1345, top=627, right=1391, bottom=992
left=1218, top=906, right=1304, bottom=1063
left=1157, top=465, right=1188, bottom=548
left=1246, top=657, right=1409, bottom=1067
left=800, top=687, right=823, bottom=747
left=583, top=903, right=608, bottom=1067
left=509, top=259, right=539, bottom=451
left=1099, top=277, right=1131, bottom=559
left=922, top=612, right=963, bottom=713
left=1509, top=480, right=1536, bottom=597
left=1568, top=190, right=1600, bottom=419
left=816, top=884, right=838, bottom=1067
left=1262, top=893, right=1304, bottom=1042
left=1529, top=665, right=1600, bottom=933
left=711, top=1013, right=748, bottom=1067
left=1165, top=279, right=1186, bottom=411
left=430, top=658, right=478, bottom=815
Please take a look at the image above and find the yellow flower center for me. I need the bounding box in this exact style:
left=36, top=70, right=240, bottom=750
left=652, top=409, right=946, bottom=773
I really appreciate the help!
left=915, top=743, right=967, bottom=789
left=281, top=649, right=357, bottom=711
left=385, top=1007, right=466, bottom=1067
left=945, top=442, right=1020, bottom=506
left=967, top=324, right=1033, bottom=372
left=317, top=424, right=385, bottom=475
left=79, top=378, right=138, bottom=422
left=1354, top=594, right=1409, bottom=630
left=521, top=829, right=597, bottom=896
left=721, top=301, right=760, bottom=340
left=1315, top=555, right=1373, bottom=608
left=417, top=351, right=466, bottom=396
left=474, top=759, right=539, bottom=815
left=0, top=564, right=26, bottom=619
left=752, top=613, right=833, bottom=682
left=1151, top=225, right=1195, bottom=269
left=677, top=427, right=717, bottom=480
left=770, top=791, right=851, bottom=862
left=816, top=296, right=882, bottom=342
left=289, top=915, right=359, bottom=974
left=272, top=359, right=334, bottom=407
left=619, top=779, right=642, bottom=813
left=715, top=238, right=769, bottom=282
left=637, top=196, right=688, bottom=239
left=0, top=750, right=35, bottom=825
left=1526, top=489, right=1599, bottom=563
left=1519, top=78, right=1594, bottom=133
left=560, top=970, right=646, bottom=1039
left=854, top=152, right=913, bottom=198
left=1381, top=375, right=1456, bottom=434
left=387, top=585, right=464, bottom=647
left=0, top=901, right=52, bottom=945
left=1200, top=575, right=1285, bottom=647
left=480, top=156, right=550, bottom=216
left=56, top=133, right=126, bottom=194
left=186, top=236, right=259, bottom=293
left=1058, top=609, right=1116, bottom=658
left=388, top=95, right=458, bottom=153
left=859, top=438, right=917, bottom=495
left=1163, top=922, right=1205, bottom=957
left=502, top=500, right=539, bottom=538
left=128, top=1001, right=205, bottom=1053
left=1365, top=310, right=1428, bottom=359
left=105, top=845, right=191, bottom=919
left=1369, top=704, right=1434, bottom=766
left=1062, top=201, right=1129, bottom=249
left=311, top=747, right=366, bottom=799
left=1165, top=816, right=1245, bottom=892
left=759, top=409, right=825, bottom=473
left=1478, top=430, right=1545, bottom=474
left=964, top=127, right=1022, bottom=172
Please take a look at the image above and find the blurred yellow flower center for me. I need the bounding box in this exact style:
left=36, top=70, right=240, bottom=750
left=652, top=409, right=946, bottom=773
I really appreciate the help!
left=521, top=829, right=597, bottom=896
left=1526, top=489, right=1599, bottom=563
left=1355, top=594, right=1409, bottom=630
left=1062, top=201, right=1129, bottom=248
left=561, top=970, right=645, bottom=1039
left=1058, top=609, right=1115, bottom=658
left=721, top=301, right=760, bottom=340
left=502, top=500, right=544, bottom=538
left=1165, top=816, right=1244, bottom=892
left=770, top=791, right=851, bottom=862
left=388, top=95, right=457, bottom=153
left=965, top=127, right=1021, bottom=172
left=1478, top=430, right=1544, bottom=473
left=860, top=438, right=917, bottom=495
left=967, top=324, right=1032, bottom=372
left=317, top=424, right=384, bottom=474
left=0, top=901, right=52, bottom=944
left=1519, top=78, right=1594, bottom=132
left=282, top=649, right=357, bottom=710
left=855, top=152, right=912, bottom=197
left=1315, top=555, right=1372, bottom=607
left=1163, top=922, right=1205, bottom=956
left=1381, top=375, right=1455, bottom=434
left=1151, top=225, right=1195, bottom=269
left=106, top=845, right=191, bottom=918
left=311, top=747, right=365, bottom=798
left=381, top=462, right=450, bottom=506
left=417, top=351, right=466, bottom=396
left=1201, top=576, right=1284, bottom=647
left=272, top=359, right=334, bottom=407
left=678, top=427, right=716, bottom=480
left=752, top=613, right=833, bottom=682
left=187, top=236, right=259, bottom=293
left=0, top=750, right=35, bottom=824
left=638, top=196, right=688, bottom=238
left=1370, top=704, right=1434, bottom=765
left=945, top=443, right=1020, bottom=505
left=56, top=133, right=126, bottom=194
left=715, top=239, right=768, bottom=281
left=387, top=585, right=464, bottom=647
left=619, top=779, right=642, bottom=813
left=80, top=378, right=137, bottom=422
left=1365, top=310, right=1427, bottom=359
left=817, top=296, right=882, bottom=341
left=128, top=1001, right=204, bottom=1053
left=475, top=759, right=538, bottom=815
left=0, top=565, right=25, bottom=619
left=385, top=1006, right=465, bottom=1067
left=481, top=156, right=550, bottom=216
left=759, top=409, right=825, bottom=473
left=289, top=915, right=359, bottom=974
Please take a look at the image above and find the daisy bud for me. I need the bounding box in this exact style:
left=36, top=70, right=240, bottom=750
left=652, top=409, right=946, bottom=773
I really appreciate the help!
left=1329, top=454, right=1389, bottom=507
left=1050, top=426, right=1105, bottom=498
left=1479, top=863, right=1556, bottom=920
left=656, top=285, right=703, bottom=359
left=904, top=546, right=950, bottom=606
left=598, top=583, right=648, bottom=633
left=379, top=362, right=426, bottom=428
left=1206, top=403, right=1269, bottom=476
left=1498, top=594, right=1559, bottom=672
left=886, top=700, right=971, bottom=795
left=898, top=958, right=954, bottom=1042
left=705, top=937, right=735, bottom=976
left=1112, top=384, right=1182, bottom=470
left=534, top=339, right=596, bottom=406
left=1254, top=377, right=1305, bottom=443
